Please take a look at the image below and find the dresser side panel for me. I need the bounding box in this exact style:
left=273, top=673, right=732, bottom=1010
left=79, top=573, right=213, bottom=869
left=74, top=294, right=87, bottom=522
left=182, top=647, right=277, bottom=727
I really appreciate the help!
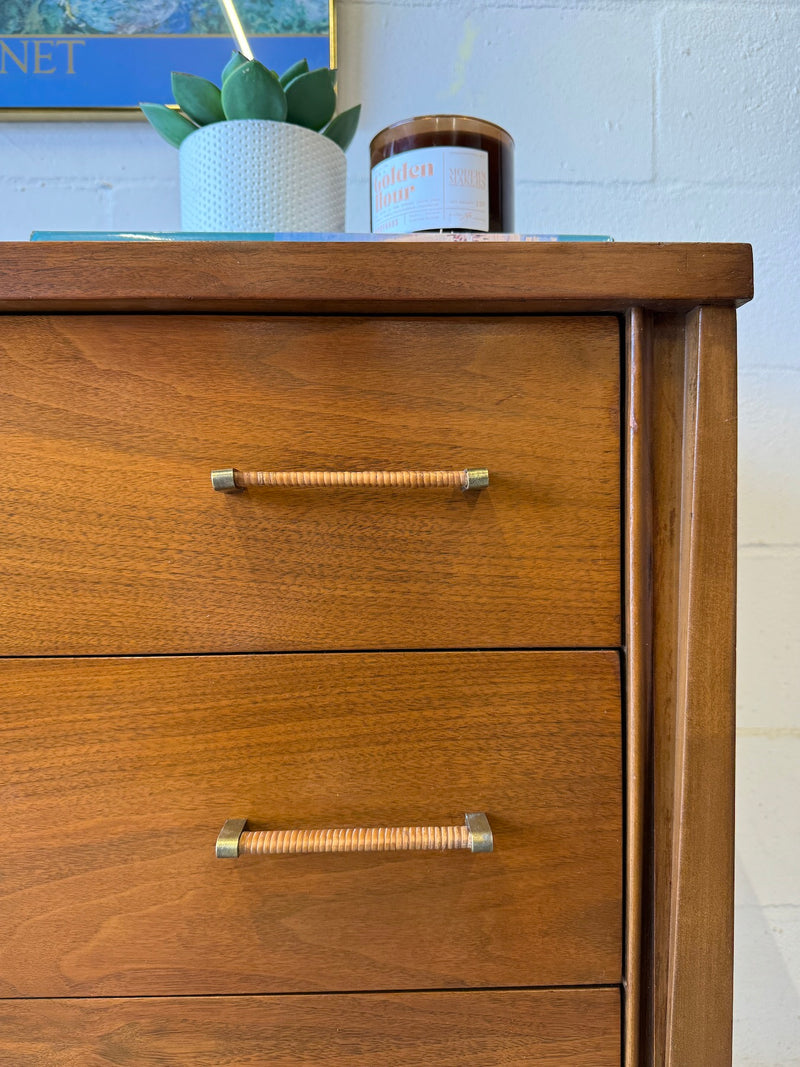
left=664, top=306, right=737, bottom=1066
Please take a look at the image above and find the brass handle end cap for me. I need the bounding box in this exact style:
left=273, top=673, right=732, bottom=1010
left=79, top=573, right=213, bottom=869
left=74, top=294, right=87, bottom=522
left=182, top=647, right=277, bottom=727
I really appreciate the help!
left=464, top=468, right=490, bottom=490
left=211, top=468, right=240, bottom=492
left=465, top=812, right=493, bottom=852
left=216, top=817, right=248, bottom=858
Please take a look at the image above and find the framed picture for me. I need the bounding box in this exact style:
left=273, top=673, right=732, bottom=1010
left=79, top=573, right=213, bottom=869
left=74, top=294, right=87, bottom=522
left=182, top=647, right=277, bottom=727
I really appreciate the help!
left=0, top=1, right=334, bottom=116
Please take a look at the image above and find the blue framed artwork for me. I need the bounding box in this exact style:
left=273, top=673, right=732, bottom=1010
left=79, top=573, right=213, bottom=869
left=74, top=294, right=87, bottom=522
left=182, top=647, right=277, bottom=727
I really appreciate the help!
left=0, top=1, right=333, bottom=113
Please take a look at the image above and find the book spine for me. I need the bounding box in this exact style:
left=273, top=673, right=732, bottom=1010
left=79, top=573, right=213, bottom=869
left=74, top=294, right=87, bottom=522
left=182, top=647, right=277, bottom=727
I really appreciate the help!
left=30, top=231, right=613, bottom=243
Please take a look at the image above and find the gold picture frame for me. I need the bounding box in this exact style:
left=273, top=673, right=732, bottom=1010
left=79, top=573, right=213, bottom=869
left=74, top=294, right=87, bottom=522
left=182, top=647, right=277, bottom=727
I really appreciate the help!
left=0, top=0, right=336, bottom=119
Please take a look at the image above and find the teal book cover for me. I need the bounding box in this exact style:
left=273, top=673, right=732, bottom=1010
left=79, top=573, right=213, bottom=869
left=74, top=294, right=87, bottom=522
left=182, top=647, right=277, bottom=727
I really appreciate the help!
left=30, top=231, right=613, bottom=242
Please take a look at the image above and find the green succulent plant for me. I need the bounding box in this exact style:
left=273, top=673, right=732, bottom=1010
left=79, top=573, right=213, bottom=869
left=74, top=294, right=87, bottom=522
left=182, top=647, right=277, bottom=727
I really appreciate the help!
left=141, top=53, right=360, bottom=152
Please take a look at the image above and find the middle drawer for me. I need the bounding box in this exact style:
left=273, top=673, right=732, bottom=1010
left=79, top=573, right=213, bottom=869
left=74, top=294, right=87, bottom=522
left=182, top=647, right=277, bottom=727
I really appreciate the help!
left=0, top=650, right=621, bottom=997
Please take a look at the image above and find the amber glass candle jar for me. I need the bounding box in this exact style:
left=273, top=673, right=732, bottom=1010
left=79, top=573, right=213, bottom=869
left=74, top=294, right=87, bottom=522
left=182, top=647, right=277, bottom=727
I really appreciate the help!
left=369, top=115, right=514, bottom=234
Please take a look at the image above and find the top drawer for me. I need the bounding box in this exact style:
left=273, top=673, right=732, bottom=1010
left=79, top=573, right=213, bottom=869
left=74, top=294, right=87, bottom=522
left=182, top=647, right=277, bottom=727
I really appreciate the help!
left=1, top=314, right=620, bottom=654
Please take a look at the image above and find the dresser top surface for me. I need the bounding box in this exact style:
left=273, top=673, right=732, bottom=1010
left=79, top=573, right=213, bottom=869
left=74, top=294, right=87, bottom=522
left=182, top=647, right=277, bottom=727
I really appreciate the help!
left=0, top=241, right=752, bottom=314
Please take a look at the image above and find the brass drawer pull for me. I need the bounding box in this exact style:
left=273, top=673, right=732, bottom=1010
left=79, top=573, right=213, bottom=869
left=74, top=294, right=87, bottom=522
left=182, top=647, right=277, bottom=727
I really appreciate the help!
left=211, top=467, right=490, bottom=492
left=216, top=813, right=493, bottom=857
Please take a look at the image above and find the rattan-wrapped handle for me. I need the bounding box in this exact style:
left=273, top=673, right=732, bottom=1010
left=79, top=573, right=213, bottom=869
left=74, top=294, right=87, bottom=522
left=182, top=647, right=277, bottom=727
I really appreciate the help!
left=211, top=467, right=489, bottom=492
left=216, top=813, right=493, bottom=857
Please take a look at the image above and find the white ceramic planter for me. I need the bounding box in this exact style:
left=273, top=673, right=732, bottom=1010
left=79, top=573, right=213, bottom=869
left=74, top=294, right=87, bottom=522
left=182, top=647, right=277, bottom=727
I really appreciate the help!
left=179, top=119, right=346, bottom=233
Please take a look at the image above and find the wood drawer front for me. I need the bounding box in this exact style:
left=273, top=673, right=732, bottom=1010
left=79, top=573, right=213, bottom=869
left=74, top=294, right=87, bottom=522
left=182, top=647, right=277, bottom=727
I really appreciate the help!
left=0, top=651, right=621, bottom=997
left=1, top=314, right=620, bottom=655
left=0, top=990, right=621, bottom=1066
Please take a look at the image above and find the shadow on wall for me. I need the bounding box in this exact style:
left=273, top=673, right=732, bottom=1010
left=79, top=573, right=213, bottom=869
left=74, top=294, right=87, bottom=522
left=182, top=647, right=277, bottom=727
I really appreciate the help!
left=734, top=857, right=800, bottom=1066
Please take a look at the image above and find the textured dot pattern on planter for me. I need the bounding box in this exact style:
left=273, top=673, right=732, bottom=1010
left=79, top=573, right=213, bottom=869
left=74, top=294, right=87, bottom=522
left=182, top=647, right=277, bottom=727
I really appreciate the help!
left=179, top=119, right=347, bottom=232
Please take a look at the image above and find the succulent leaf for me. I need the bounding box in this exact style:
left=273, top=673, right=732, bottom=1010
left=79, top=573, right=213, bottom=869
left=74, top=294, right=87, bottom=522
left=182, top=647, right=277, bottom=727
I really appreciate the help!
left=171, top=72, right=224, bottom=126
left=322, top=103, right=361, bottom=152
left=221, top=59, right=287, bottom=121
left=140, top=103, right=197, bottom=148
left=279, top=57, right=308, bottom=88
left=142, top=55, right=358, bottom=150
left=284, top=67, right=337, bottom=131
left=222, top=50, right=249, bottom=82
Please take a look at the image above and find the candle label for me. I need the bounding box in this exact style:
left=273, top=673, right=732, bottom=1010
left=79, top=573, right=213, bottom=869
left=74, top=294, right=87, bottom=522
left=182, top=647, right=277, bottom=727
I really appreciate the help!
left=371, top=146, right=489, bottom=233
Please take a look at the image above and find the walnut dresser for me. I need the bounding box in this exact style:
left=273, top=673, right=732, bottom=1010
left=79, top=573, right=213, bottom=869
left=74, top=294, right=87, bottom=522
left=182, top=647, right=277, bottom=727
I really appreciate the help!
left=0, top=241, right=752, bottom=1066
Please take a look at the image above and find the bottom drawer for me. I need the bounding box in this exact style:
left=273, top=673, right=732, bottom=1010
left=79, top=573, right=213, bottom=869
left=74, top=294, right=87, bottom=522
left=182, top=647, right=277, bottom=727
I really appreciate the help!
left=0, top=989, right=621, bottom=1065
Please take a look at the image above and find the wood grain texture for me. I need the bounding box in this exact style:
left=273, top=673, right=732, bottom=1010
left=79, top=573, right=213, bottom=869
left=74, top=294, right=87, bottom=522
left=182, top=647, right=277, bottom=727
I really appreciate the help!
left=0, top=241, right=752, bottom=313
left=0, top=651, right=622, bottom=997
left=664, top=307, right=737, bottom=1065
left=630, top=308, right=738, bottom=1066
left=0, top=243, right=747, bottom=1062
left=0, top=314, right=621, bottom=655
left=0, top=989, right=621, bottom=1066
left=645, top=313, right=689, bottom=1066
left=623, top=308, right=654, bottom=1067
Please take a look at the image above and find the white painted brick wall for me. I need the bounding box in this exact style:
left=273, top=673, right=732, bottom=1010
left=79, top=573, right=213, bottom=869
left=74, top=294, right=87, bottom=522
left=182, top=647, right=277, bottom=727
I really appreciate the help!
left=0, top=2, right=797, bottom=1062
left=659, top=4, right=800, bottom=184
